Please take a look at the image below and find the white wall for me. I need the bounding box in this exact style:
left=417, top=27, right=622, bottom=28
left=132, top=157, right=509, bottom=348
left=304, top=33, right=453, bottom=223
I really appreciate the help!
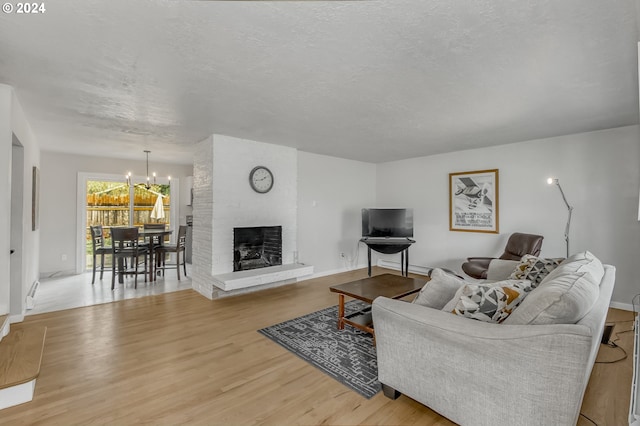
left=211, top=135, right=298, bottom=274
left=376, top=125, right=640, bottom=306
left=39, top=151, right=193, bottom=276
left=11, top=91, right=40, bottom=316
left=297, top=151, right=376, bottom=276
left=191, top=136, right=214, bottom=297
left=192, top=136, right=378, bottom=298
left=0, top=84, right=40, bottom=320
left=192, top=134, right=300, bottom=298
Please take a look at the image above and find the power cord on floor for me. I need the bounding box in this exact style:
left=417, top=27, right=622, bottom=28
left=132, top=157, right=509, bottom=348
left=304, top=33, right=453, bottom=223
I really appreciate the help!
left=579, top=412, right=598, bottom=425
left=580, top=297, right=640, bottom=422
left=594, top=297, right=639, bottom=364
left=595, top=318, right=633, bottom=364
left=595, top=341, right=627, bottom=364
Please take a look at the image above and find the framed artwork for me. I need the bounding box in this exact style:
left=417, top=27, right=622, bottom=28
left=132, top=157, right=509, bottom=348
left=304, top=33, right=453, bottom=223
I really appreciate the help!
left=449, top=169, right=499, bottom=233
left=32, top=166, right=39, bottom=231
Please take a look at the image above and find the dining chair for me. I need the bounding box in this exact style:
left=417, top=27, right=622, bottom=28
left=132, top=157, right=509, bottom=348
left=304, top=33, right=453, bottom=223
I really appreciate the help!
left=111, top=227, right=148, bottom=290
left=143, top=223, right=167, bottom=269
left=143, top=222, right=167, bottom=244
left=90, top=225, right=111, bottom=284
left=155, top=225, right=187, bottom=280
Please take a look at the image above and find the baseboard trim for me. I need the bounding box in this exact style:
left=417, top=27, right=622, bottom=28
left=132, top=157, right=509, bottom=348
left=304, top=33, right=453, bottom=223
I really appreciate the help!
left=39, top=270, right=76, bottom=280
left=609, top=301, right=636, bottom=312
left=376, top=260, right=433, bottom=276
left=9, top=312, right=25, bottom=324
left=298, top=264, right=369, bottom=282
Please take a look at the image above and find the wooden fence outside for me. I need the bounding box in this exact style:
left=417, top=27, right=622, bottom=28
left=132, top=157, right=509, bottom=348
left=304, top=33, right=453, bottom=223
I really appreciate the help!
left=85, top=192, right=171, bottom=267
left=87, top=192, right=169, bottom=207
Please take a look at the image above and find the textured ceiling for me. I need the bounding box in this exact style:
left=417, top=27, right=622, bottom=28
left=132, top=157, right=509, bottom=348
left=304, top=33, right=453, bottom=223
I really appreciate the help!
left=0, top=0, right=639, bottom=164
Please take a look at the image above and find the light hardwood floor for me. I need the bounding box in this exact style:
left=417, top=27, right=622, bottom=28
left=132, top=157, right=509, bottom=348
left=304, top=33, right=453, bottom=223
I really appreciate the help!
left=1, top=267, right=633, bottom=425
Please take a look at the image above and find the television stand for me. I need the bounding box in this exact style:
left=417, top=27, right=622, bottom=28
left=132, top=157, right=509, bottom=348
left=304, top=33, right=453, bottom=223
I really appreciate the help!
left=360, top=238, right=415, bottom=277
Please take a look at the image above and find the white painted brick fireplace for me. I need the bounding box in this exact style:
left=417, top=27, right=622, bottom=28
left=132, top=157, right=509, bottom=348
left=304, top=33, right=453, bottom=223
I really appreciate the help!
left=192, top=134, right=312, bottom=299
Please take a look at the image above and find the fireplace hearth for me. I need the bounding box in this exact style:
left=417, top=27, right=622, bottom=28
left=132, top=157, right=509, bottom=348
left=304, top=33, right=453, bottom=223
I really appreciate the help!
left=233, top=226, right=282, bottom=272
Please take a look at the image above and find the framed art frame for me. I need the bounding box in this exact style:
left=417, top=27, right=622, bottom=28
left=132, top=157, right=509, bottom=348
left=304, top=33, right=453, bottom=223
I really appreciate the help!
left=32, top=166, right=39, bottom=231
left=449, top=169, right=499, bottom=233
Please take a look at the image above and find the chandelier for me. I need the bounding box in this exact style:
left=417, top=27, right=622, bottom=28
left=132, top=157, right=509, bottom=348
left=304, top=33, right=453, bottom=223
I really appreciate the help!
left=126, top=150, right=171, bottom=189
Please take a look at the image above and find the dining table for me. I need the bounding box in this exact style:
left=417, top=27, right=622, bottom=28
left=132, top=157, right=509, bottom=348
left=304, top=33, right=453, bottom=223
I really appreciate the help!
left=110, top=227, right=173, bottom=284
left=139, top=228, right=173, bottom=282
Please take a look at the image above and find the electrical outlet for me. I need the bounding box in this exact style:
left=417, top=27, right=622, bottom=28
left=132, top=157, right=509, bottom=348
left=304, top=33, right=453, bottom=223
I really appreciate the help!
left=61, top=254, right=67, bottom=261
left=340, top=252, right=345, bottom=258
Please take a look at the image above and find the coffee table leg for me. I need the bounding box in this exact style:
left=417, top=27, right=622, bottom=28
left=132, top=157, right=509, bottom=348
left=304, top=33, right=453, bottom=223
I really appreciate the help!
left=337, top=294, right=345, bottom=330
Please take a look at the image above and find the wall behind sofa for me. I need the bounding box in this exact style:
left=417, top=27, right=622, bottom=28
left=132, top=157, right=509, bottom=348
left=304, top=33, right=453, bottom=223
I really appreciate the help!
left=376, top=125, right=640, bottom=307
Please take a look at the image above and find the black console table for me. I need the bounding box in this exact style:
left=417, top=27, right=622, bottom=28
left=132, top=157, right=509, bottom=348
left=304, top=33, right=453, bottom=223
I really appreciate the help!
left=360, top=238, right=416, bottom=277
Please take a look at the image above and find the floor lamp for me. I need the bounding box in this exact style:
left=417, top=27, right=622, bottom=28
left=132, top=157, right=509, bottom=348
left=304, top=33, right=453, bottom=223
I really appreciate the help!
left=547, top=178, right=573, bottom=258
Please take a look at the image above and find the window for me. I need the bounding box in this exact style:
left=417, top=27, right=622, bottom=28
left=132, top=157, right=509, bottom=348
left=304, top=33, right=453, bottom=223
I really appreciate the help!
left=79, top=173, right=177, bottom=273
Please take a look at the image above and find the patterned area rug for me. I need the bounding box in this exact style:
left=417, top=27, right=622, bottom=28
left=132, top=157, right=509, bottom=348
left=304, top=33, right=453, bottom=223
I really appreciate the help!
left=258, top=300, right=380, bottom=399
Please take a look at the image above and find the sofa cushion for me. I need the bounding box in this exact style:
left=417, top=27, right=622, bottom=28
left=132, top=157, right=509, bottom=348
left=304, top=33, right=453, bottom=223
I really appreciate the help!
left=444, top=279, right=533, bottom=323
left=503, top=251, right=603, bottom=325
left=412, top=268, right=466, bottom=309
left=542, top=250, right=605, bottom=284
left=509, top=255, right=565, bottom=287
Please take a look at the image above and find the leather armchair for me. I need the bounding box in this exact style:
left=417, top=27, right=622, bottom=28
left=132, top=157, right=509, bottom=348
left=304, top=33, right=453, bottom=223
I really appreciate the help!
left=461, top=232, right=544, bottom=279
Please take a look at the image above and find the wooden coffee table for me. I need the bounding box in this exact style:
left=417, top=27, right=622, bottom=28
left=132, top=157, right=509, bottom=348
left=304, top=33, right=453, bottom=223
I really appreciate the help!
left=329, top=273, right=428, bottom=337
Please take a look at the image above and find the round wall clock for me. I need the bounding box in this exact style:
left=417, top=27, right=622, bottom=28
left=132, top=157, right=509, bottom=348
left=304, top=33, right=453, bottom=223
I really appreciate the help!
left=249, top=166, right=274, bottom=193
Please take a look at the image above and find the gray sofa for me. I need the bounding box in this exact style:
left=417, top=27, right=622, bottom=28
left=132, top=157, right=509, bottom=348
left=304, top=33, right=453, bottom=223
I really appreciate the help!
left=372, top=252, right=615, bottom=426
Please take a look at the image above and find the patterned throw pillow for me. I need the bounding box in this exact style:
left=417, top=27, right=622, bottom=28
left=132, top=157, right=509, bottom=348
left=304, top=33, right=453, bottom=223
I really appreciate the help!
left=509, top=255, right=565, bottom=288
left=450, top=280, right=533, bottom=323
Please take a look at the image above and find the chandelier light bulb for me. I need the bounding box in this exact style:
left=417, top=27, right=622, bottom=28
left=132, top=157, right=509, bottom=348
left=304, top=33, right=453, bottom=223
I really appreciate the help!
left=126, top=150, right=170, bottom=189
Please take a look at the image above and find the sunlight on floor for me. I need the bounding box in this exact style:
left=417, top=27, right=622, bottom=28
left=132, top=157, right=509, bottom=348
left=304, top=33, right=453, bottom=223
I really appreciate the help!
left=28, top=264, right=194, bottom=315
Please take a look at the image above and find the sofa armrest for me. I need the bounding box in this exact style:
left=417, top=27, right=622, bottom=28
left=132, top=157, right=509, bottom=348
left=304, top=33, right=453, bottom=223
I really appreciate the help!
left=372, top=297, right=593, bottom=426
left=465, top=256, right=494, bottom=264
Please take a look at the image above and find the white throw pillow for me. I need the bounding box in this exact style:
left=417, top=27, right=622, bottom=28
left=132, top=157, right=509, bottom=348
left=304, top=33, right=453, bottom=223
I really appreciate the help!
left=412, top=268, right=466, bottom=310
left=503, top=251, right=603, bottom=325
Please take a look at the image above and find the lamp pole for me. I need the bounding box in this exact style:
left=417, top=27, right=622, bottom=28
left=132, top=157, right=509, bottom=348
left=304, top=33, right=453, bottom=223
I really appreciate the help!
left=547, top=178, right=573, bottom=258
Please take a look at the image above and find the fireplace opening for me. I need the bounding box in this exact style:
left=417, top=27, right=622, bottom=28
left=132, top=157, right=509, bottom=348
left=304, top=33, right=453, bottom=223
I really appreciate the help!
left=233, top=226, right=282, bottom=272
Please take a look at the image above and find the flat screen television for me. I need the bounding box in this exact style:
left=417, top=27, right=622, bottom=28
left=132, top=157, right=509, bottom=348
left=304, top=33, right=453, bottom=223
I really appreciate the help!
left=361, top=208, right=414, bottom=238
